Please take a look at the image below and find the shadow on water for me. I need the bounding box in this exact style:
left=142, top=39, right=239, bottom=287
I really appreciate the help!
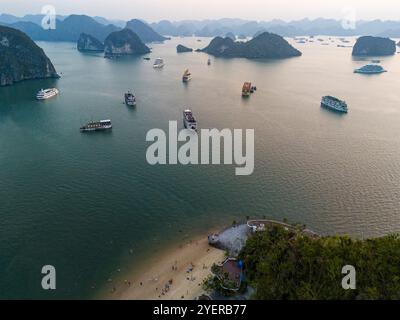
left=319, top=105, right=347, bottom=118
left=353, top=73, right=386, bottom=78
left=79, top=130, right=114, bottom=140
left=124, top=104, right=138, bottom=113
left=207, top=55, right=298, bottom=67
left=250, top=55, right=303, bottom=66
left=0, top=104, right=13, bottom=124
left=240, top=96, right=253, bottom=107
left=351, top=55, right=397, bottom=63
left=1, top=77, right=59, bottom=95
left=77, top=51, right=104, bottom=58
left=104, top=55, right=144, bottom=65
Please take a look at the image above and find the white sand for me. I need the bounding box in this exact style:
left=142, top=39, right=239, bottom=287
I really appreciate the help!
left=97, top=236, right=226, bottom=300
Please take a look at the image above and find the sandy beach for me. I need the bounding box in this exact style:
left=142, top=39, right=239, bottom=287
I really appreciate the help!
left=98, top=236, right=226, bottom=300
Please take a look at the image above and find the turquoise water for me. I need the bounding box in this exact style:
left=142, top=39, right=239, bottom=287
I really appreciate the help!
left=1, top=37, right=400, bottom=299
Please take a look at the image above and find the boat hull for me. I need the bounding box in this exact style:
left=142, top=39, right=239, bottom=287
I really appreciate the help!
left=183, top=120, right=197, bottom=131
left=80, top=120, right=113, bottom=132
left=242, top=82, right=252, bottom=97
left=36, top=89, right=59, bottom=100
left=321, top=102, right=348, bottom=113
left=183, top=110, right=197, bottom=131
left=125, top=94, right=136, bottom=106
left=80, top=126, right=112, bottom=132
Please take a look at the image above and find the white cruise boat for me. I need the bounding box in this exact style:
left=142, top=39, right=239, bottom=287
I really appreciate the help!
left=153, top=58, right=165, bottom=68
left=36, top=88, right=59, bottom=100
left=183, top=109, right=197, bottom=131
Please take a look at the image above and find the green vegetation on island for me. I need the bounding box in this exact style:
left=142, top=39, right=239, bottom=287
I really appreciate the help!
left=0, top=25, right=59, bottom=86
left=240, top=224, right=400, bottom=300
left=176, top=44, right=193, bottom=53
left=104, top=28, right=150, bottom=58
left=77, top=33, right=104, bottom=52
left=352, top=36, right=396, bottom=56
left=201, top=32, right=302, bottom=59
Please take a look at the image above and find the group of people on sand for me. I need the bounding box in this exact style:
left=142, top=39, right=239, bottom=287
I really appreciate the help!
left=157, top=279, right=174, bottom=298
left=172, top=260, right=178, bottom=271
left=155, top=261, right=180, bottom=298
left=106, top=274, right=134, bottom=294
left=105, top=240, right=212, bottom=298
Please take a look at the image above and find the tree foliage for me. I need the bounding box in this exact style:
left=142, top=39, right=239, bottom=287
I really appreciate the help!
left=240, top=225, right=400, bottom=300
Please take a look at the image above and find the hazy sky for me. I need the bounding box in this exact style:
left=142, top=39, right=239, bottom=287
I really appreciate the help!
left=1, top=0, right=399, bottom=22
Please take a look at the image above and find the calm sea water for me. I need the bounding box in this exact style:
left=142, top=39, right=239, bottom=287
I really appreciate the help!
left=1, top=37, right=400, bottom=299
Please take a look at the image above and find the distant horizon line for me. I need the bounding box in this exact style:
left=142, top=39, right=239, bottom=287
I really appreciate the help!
left=2, top=12, right=400, bottom=24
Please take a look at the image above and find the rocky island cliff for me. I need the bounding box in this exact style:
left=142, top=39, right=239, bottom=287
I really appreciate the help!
left=0, top=25, right=59, bottom=86
left=352, top=36, right=396, bottom=56
left=201, top=32, right=302, bottom=59
left=125, top=19, right=168, bottom=43
left=104, top=28, right=150, bottom=58
left=176, top=44, right=193, bottom=53
left=77, top=33, right=104, bottom=52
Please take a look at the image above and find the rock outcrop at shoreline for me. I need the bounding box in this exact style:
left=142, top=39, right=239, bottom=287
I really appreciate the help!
left=208, top=224, right=250, bottom=256
left=77, top=33, right=104, bottom=52
left=352, top=36, right=396, bottom=56
left=201, top=32, right=302, bottom=59
left=0, top=25, right=59, bottom=86
left=104, top=28, right=150, bottom=58
left=176, top=44, right=193, bottom=53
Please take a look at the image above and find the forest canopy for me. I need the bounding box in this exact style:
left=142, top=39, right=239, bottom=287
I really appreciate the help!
left=240, top=225, right=400, bottom=300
